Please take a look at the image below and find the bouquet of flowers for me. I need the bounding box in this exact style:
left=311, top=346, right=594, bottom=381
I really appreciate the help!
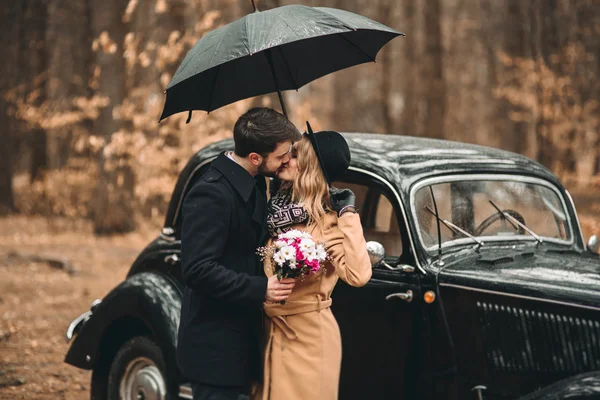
left=258, top=229, right=329, bottom=284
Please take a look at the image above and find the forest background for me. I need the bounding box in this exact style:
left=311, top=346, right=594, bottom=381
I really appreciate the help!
left=0, top=0, right=599, bottom=235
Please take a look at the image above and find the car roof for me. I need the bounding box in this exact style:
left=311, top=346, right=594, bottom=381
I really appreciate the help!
left=164, top=133, right=562, bottom=229
left=342, top=132, right=561, bottom=193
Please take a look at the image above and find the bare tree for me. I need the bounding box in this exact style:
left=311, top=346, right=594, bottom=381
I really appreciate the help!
left=0, top=5, right=22, bottom=214
left=21, top=0, right=49, bottom=182
left=91, top=0, right=135, bottom=234
left=399, top=0, right=417, bottom=136
left=46, top=0, right=93, bottom=169
left=421, top=0, right=445, bottom=138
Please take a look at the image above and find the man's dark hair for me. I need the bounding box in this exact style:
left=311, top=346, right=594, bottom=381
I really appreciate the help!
left=233, top=107, right=301, bottom=157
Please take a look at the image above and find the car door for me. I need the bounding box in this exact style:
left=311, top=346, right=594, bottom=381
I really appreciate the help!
left=330, top=172, right=424, bottom=400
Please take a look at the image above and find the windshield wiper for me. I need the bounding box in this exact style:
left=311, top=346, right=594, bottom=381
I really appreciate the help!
left=425, top=206, right=484, bottom=251
left=488, top=200, right=543, bottom=245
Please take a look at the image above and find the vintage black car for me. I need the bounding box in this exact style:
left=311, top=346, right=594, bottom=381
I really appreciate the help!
left=65, top=133, right=600, bottom=400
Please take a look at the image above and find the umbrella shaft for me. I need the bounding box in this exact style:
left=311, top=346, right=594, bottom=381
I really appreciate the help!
left=266, top=49, right=288, bottom=117
left=275, top=89, right=288, bottom=117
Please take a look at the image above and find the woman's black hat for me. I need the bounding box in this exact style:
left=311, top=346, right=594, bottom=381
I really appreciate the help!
left=305, top=121, right=351, bottom=185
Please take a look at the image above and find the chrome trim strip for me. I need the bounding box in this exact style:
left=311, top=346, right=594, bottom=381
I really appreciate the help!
left=409, top=174, right=575, bottom=252
left=347, top=166, right=425, bottom=274
left=65, top=311, right=92, bottom=341
left=179, top=383, right=193, bottom=399
left=170, top=158, right=215, bottom=228
left=565, top=189, right=585, bottom=245
left=440, top=283, right=600, bottom=312
left=159, top=233, right=176, bottom=242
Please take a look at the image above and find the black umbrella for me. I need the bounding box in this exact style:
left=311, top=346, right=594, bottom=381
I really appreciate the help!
left=159, top=2, right=403, bottom=122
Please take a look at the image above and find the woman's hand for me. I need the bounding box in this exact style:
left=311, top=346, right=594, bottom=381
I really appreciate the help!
left=265, top=275, right=295, bottom=303
left=329, top=187, right=357, bottom=217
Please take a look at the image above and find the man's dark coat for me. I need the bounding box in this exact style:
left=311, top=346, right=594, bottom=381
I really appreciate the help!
left=177, top=153, right=268, bottom=388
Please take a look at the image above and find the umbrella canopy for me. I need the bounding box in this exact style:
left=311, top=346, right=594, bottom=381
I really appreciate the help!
left=159, top=5, right=403, bottom=121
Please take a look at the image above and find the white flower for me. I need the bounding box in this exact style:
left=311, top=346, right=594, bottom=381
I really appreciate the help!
left=316, top=245, right=327, bottom=260
left=300, top=231, right=312, bottom=239
left=305, top=248, right=318, bottom=262
left=273, top=252, right=285, bottom=266
left=280, top=245, right=296, bottom=261
left=298, top=238, right=315, bottom=252
left=280, top=229, right=303, bottom=240
left=274, top=240, right=287, bottom=249
left=289, top=261, right=298, bottom=269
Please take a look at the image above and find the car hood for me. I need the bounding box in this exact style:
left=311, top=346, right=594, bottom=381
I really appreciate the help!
left=516, top=370, right=600, bottom=400
left=437, top=248, right=600, bottom=310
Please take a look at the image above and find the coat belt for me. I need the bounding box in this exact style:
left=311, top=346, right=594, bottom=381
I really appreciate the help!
left=263, top=297, right=332, bottom=340
left=257, top=297, right=332, bottom=400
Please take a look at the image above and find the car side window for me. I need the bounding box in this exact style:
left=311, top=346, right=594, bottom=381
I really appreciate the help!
left=333, top=181, right=403, bottom=258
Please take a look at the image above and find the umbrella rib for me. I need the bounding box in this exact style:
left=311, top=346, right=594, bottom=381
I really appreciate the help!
left=339, top=33, right=376, bottom=62
left=243, top=13, right=252, bottom=54
left=275, top=13, right=302, bottom=40
left=208, top=64, right=221, bottom=113
left=203, top=26, right=228, bottom=76
left=276, top=46, right=299, bottom=89
left=312, top=7, right=355, bottom=31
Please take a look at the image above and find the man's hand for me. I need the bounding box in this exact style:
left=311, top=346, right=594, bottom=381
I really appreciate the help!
left=265, top=275, right=295, bottom=303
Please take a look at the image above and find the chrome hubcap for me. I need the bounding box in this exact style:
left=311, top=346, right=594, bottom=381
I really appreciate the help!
left=119, top=357, right=166, bottom=400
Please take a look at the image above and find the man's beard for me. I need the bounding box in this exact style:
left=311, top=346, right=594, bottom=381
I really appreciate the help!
left=257, top=159, right=279, bottom=177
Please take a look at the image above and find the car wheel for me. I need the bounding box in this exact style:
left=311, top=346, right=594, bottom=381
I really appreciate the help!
left=106, top=336, right=173, bottom=400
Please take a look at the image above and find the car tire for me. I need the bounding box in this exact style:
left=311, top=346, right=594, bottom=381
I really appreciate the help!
left=90, top=360, right=109, bottom=400
left=105, top=336, right=175, bottom=400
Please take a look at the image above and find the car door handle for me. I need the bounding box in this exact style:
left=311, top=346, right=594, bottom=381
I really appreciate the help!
left=164, top=254, right=180, bottom=265
left=386, top=290, right=413, bottom=303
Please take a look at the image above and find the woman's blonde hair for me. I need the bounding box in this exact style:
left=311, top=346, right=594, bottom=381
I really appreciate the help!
left=283, top=136, right=333, bottom=227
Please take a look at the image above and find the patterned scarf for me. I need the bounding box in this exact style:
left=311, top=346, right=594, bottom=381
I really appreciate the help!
left=267, top=188, right=309, bottom=237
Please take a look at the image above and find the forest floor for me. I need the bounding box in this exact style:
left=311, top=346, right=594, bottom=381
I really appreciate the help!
left=0, top=216, right=155, bottom=400
left=0, top=189, right=598, bottom=399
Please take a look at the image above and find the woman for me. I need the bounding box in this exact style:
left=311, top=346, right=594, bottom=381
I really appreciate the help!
left=253, top=125, right=372, bottom=400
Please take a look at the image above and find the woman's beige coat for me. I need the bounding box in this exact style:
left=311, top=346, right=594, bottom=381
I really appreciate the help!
left=252, top=211, right=372, bottom=400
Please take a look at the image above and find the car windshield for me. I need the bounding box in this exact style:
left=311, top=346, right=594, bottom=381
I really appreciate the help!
left=412, top=178, right=572, bottom=249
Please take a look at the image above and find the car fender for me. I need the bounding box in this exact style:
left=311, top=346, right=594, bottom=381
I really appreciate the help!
left=64, top=272, right=182, bottom=370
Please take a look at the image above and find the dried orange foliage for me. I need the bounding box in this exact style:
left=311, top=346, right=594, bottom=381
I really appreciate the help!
left=6, top=3, right=246, bottom=226
left=495, top=42, right=600, bottom=186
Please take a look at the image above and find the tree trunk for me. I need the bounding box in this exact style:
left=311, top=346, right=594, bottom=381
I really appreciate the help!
left=331, top=0, right=358, bottom=132
left=493, top=0, right=531, bottom=154
left=0, top=4, right=23, bottom=214
left=421, top=0, right=445, bottom=138
left=569, top=1, right=600, bottom=180
left=91, top=0, right=135, bottom=234
left=378, top=0, right=394, bottom=135
left=399, top=0, right=416, bottom=136
left=21, top=0, right=49, bottom=182
left=46, top=0, right=93, bottom=169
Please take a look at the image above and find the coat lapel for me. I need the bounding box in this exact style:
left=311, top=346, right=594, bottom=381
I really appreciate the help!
left=252, top=177, right=268, bottom=243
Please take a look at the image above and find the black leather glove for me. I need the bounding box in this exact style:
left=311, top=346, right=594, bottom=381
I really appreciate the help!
left=329, top=187, right=357, bottom=216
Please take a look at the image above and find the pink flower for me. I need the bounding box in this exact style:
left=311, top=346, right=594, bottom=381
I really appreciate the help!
left=308, top=259, right=320, bottom=272
left=295, top=246, right=305, bottom=261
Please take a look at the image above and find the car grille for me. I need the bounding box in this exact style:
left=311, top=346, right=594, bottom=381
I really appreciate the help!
left=477, top=301, right=600, bottom=373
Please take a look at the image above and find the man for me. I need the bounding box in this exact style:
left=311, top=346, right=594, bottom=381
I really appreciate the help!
left=178, top=107, right=302, bottom=400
